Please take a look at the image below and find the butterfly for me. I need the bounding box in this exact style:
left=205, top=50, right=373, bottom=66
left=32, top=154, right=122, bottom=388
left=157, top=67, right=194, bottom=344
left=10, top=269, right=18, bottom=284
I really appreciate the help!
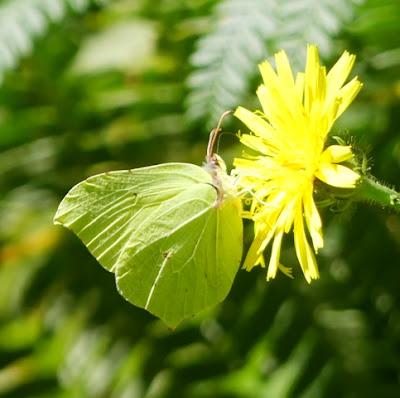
left=54, top=112, right=243, bottom=327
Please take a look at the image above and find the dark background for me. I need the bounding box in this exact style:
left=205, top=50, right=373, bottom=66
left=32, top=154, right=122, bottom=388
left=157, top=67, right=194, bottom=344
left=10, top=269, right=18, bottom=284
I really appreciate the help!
left=0, top=0, right=399, bottom=397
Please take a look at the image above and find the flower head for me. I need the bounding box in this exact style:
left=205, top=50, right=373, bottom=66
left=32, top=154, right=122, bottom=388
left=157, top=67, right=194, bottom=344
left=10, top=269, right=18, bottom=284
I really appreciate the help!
left=233, top=45, right=362, bottom=282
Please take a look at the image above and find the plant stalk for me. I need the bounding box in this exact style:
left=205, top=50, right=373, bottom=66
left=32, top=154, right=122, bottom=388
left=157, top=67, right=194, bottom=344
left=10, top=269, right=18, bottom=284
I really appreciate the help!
left=353, top=176, right=400, bottom=212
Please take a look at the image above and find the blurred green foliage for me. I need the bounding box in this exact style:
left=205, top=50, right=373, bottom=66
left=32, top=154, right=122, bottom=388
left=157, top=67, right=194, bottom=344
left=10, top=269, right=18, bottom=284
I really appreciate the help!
left=0, top=0, right=399, bottom=397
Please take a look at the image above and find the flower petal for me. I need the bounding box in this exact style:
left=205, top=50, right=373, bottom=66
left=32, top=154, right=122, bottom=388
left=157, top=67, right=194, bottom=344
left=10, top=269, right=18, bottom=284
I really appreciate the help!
left=303, top=186, right=324, bottom=252
left=293, top=207, right=320, bottom=283
left=234, top=106, right=276, bottom=142
left=316, top=163, right=360, bottom=188
left=326, top=51, right=356, bottom=101
left=274, top=51, right=305, bottom=117
left=320, top=145, right=354, bottom=163
left=239, top=134, right=276, bottom=156
left=275, top=50, right=295, bottom=86
left=295, top=72, right=305, bottom=102
left=266, top=229, right=284, bottom=280
left=243, top=217, right=276, bottom=271
left=304, top=44, right=321, bottom=113
left=336, top=77, right=363, bottom=118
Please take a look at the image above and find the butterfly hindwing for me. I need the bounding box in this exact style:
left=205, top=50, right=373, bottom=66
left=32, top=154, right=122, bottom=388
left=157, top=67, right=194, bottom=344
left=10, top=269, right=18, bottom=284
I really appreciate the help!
left=116, top=189, right=242, bottom=327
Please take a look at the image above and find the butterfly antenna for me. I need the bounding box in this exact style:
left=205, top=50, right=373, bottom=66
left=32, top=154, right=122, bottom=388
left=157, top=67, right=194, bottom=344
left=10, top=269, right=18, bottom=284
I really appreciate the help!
left=206, top=110, right=232, bottom=163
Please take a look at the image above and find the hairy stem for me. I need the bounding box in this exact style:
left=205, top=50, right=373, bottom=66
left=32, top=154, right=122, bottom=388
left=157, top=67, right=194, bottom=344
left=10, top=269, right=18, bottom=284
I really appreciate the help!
left=353, top=176, right=400, bottom=212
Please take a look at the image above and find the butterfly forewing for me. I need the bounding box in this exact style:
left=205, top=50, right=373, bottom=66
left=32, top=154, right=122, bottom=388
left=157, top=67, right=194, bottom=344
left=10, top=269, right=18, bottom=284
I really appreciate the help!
left=54, top=163, right=211, bottom=272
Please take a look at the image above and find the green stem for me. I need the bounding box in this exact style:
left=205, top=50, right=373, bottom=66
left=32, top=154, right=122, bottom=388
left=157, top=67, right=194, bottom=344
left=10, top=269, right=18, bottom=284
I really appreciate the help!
left=353, top=176, right=400, bottom=212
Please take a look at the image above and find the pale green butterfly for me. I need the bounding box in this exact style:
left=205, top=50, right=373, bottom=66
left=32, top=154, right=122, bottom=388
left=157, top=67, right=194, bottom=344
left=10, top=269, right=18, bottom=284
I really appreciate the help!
left=54, top=112, right=243, bottom=328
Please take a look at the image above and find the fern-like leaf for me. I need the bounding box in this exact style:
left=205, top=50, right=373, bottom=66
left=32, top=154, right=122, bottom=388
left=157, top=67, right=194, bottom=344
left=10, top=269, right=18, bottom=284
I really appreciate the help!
left=0, top=0, right=108, bottom=84
left=186, top=0, right=275, bottom=127
left=186, top=0, right=361, bottom=127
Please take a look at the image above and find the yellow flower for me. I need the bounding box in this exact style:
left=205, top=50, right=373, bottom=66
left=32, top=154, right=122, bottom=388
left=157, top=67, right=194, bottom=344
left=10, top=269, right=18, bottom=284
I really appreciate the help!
left=233, top=44, right=362, bottom=282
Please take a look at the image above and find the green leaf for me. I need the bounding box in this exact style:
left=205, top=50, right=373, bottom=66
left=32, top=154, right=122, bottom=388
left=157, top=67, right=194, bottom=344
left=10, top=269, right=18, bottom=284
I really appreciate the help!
left=187, top=0, right=360, bottom=127
left=0, top=0, right=109, bottom=84
left=54, top=163, right=243, bottom=327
